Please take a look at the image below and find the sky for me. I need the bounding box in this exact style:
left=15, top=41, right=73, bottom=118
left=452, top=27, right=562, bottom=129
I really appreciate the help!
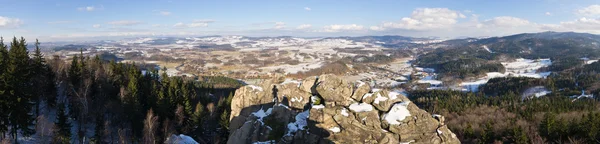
left=1, top=0, right=600, bottom=41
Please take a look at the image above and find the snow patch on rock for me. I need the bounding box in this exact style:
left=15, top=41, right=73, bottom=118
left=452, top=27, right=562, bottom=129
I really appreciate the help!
left=286, top=110, right=309, bottom=136
left=349, top=103, right=374, bottom=112
left=383, top=102, right=411, bottom=125
left=341, top=108, right=349, bottom=117
left=329, top=127, right=341, bottom=133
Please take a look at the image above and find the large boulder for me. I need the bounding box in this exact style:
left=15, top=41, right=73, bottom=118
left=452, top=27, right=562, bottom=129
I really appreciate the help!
left=351, top=80, right=370, bottom=101
left=229, top=85, right=274, bottom=131
left=316, top=74, right=355, bottom=106
left=372, top=90, right=410, bottom=112
left=228, top=74, right=460, bottom=144
left=278, top=80, right=312, bottom=110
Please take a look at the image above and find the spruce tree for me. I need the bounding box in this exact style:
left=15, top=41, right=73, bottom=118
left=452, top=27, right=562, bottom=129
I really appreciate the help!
left=540, top=112, right=556, bottom=140
left=54, top=103, right=71, bottom=143
left=31, top=39, right=46, bottom=117
left=192, top=103, right=205, bottom=138
left=7, top=37, right=36, bottom=140
left=0, top=37, right=8, bottom=136
left=124, top=64, right=143, bottom=140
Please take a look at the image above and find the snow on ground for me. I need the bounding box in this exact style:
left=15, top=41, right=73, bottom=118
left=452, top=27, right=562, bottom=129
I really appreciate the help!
left=349, top=103, right=374, bottom=112
left=286, top=110, right=309, bottom=136
left=253, top=141, right=276, bottom=144
left=521, top=86, right=551, bottom=99
left=166, top=134, right=199, bottom=144
left=383, top=102, right=411, bottom=125
left=503, top=58, right=551, bottom=74
left=579, top=57, right=598, bottom=64
left=248, top=85, right=264, bottom=91
left=417, top=75, right=443, bottom=86
left=260, top=62, right=324, bottom=74
left=482, top=45, right=494, bottom=53
left=415, top=67, right=435, bottom=73
left=281, top=79, right=302, bottom=87
left=329, top=127, right=341, bottom=133
left=459, top=58, right=553, bottom=92
left=460, top=79, right=489, bottom=92
left=570, top=90, right=595, bottom=100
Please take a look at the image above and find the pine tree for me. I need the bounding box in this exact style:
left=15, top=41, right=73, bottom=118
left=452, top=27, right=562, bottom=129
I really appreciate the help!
left=540, top=112, right=556, bottom=140
left=511, top=126, right=529, bottom=144
left=7, top=37, right=36, bottom=141
left=192, top=103, right=205, bottom=139
left=464, top=123, right=474, bottom=139
left=124, top=64, right=143, bottom=140
left=68, top=55, right=81, bottom=88
left=54, top=103, right=71, bottom=143
left=480, top=121, right=495, bottom=144
left=31, top=39, right=46, bottom=117
left=0, top=37, right=8, bottom=137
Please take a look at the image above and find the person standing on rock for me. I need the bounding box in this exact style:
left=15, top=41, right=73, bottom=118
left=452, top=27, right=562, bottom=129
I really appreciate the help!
left=272, top=85, right=279, bottom=104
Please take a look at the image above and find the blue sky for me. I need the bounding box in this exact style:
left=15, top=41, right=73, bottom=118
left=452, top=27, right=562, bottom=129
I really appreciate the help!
left=1, top=0, right=600, bottom=41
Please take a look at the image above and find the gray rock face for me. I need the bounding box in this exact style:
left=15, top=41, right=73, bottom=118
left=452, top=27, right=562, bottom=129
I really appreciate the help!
left=227, top=75, right=460, bottom=144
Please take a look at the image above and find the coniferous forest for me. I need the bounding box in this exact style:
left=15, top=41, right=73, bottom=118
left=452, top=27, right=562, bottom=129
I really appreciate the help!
left=409, top=66, right=600, bottom=143
left=0, top=37, right=239, bottom=143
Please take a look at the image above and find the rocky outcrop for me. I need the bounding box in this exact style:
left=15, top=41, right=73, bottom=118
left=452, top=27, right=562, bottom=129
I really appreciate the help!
left=228, top=74, right=460, bottom=144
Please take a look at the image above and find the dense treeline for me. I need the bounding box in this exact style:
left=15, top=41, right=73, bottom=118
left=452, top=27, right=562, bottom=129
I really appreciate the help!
left=437, top=58, right=505, bottom=79
left=416, top=33, right=600, bottom=79
left=409, top=60, right=600, bottom=143
left=0, top=37, right=240, bottom=143
left=410, top=89, right=600, bottom=143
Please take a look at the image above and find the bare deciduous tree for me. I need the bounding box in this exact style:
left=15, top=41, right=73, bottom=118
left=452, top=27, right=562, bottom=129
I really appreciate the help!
left=143, top=109, right=159, bottom=144
left=36, top=115, right=55, bottom=143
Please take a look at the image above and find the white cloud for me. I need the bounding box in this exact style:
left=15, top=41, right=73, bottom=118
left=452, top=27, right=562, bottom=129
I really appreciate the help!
left=108, top=20, right=143, bottom=26
left=379, top=8, right=466, bottom=30
left=482, top=16, right=530, bottom=27
left=152, top=24, right=164, bottom=27
left=159, top=11, right=171, bottom=16
left=576, top=5, right=600, bottom=17
left=541, top=17, right=600, bottom=33
left=77, top=6, right=96, bottom=11
left=0, top=16, right=23, bottom=28
left=370, top=26, right=385, bottom=31
left=545, top=12, right=552, bottom=16
left=174, top=20, right=214, bottom=28
left=296, top=24, right=312, bottom=29
left=274, top=22, right=286, bottom=29
left=304, top=7, right=311, bottom=11
left=323, top=24, right=364, bottom=32
left=92, top=24, right=101, bottom=28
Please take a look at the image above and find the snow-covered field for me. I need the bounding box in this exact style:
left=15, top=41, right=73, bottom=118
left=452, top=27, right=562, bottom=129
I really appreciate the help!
left=458, top=58, right=552, bottom=92
left=260, top=62, right=324, bottom=74
left=411, top=58, right=553, bottom=92
left=521, top=86, right=552, bottom=99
